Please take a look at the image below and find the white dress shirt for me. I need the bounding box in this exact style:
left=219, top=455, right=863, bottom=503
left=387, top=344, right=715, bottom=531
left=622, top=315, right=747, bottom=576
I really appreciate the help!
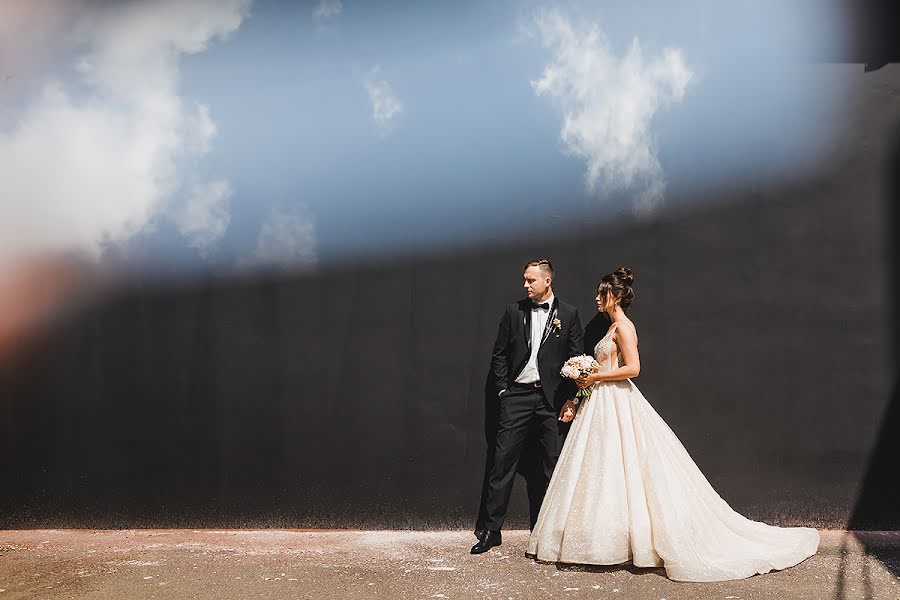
left=515, top=294, right=554, bottom=385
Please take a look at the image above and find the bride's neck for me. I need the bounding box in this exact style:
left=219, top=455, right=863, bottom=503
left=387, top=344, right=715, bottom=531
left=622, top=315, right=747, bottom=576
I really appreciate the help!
left=606, top=307, right=627, bottom=322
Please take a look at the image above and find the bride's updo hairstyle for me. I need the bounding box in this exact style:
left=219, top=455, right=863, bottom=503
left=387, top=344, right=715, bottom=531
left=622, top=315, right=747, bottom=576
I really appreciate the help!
left=598, top=267, right=636, bottom=312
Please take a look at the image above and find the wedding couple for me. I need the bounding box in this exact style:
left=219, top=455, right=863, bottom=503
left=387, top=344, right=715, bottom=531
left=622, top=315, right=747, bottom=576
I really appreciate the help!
left=472, top=259, right=819, bottom=582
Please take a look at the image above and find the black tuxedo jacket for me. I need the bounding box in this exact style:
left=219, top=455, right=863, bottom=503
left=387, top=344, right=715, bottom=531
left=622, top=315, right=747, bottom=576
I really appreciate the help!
left=490, top=296, right=584, bottom=409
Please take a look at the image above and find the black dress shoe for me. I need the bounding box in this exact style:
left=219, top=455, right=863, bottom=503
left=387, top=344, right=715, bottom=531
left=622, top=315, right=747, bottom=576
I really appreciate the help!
left=474, top=529, right=487, bottom=542
left=470, top=530, right=502, bottom=554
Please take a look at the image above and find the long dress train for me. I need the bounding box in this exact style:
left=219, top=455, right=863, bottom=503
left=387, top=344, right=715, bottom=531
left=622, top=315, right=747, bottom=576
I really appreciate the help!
left=527, top=321, right=819, bottom=582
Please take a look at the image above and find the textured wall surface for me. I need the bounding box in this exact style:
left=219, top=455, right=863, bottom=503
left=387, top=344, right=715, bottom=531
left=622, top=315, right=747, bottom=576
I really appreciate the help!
left=2, top=66, right=898, bottom=530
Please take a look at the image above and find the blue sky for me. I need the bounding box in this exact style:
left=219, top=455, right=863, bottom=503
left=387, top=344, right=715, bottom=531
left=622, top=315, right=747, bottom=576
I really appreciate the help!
left=0, top=0, right=853, bottom=277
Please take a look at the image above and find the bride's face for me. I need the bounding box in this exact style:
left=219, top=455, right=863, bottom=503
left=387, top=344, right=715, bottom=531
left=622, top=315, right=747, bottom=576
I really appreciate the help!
left=596, top=287, right=614, bottom=313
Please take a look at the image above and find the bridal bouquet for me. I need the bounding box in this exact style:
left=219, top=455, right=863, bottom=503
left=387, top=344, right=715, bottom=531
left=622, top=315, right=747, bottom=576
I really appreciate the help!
left=561, top=355, right=601, bottom=402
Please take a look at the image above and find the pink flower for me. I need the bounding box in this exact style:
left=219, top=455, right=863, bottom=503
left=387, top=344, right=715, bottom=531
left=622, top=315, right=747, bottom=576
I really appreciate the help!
left=561, top=355, right=600, bottom=380
left=561, top=365, right=578, bottom=379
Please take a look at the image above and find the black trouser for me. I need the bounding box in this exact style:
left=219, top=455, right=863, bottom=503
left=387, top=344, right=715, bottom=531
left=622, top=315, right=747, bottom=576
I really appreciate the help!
left=483, top=385, right=567, bottom=532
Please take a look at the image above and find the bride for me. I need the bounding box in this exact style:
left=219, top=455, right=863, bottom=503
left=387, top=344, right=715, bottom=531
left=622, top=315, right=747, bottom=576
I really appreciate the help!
left=526, top=267, right=819, bottom=582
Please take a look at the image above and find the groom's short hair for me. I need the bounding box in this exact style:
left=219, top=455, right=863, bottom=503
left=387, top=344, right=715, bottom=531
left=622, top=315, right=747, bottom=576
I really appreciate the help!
left=524, top=258, right=554, bottom=280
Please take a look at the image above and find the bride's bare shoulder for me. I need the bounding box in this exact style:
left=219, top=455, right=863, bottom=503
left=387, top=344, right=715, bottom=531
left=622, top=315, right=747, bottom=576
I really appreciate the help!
left=615, top=319, right=638, bottom=341
left=615, top=318, right=637, bottom=330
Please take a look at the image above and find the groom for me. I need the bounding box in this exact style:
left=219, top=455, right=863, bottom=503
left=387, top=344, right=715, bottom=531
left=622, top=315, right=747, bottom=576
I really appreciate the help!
left=471, top=259, right=583, bottom=554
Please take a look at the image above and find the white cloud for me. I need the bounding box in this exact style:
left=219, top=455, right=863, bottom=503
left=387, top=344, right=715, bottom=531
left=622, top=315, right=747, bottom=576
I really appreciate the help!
left=531, top=11, right=693, bottom=216
left=313, top=0, right=342, bottom=20
left=242, top=205, right=317, bottom=271
left=0, top=0, right=251, bottom=268
left=171, top=180, right=232, bottom=256
left=365, top=68, right=403, bottom=135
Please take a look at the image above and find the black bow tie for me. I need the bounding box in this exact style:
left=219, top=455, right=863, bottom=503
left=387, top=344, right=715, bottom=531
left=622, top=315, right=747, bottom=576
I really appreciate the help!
left=532, top=302, right=550, bottom=310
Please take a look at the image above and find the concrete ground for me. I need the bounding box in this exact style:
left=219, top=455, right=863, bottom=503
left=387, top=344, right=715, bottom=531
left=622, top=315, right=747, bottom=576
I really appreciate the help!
left=0, top=530, right=897, bottom=599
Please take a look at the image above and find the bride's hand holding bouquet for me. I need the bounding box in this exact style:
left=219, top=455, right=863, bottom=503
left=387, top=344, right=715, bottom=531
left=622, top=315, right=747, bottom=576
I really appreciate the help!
left=561, top=355, right=601, bottom=399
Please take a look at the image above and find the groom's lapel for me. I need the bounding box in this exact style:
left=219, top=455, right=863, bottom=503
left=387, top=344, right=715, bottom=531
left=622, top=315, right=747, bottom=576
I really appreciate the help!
left=538, top=299, right=559, bottom=349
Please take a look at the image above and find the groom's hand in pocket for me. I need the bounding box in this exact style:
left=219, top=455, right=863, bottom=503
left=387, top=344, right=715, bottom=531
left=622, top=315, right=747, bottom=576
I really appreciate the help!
left=558, top=399, right=577, bottom=423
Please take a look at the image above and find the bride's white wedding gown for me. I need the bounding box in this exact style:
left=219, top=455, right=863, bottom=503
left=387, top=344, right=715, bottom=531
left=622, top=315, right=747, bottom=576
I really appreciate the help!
left=527, top=321, right=819, bottom=582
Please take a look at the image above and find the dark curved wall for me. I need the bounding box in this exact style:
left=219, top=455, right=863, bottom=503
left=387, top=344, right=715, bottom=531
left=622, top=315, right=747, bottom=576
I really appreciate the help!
left=2, top=66, right=899, bottom=531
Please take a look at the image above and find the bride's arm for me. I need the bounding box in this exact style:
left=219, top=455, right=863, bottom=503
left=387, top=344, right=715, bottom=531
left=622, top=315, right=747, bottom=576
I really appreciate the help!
left=592, top=323, right=640, bottom=382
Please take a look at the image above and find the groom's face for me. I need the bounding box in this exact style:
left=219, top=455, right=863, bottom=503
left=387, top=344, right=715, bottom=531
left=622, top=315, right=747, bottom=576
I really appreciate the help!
left=523, top=266, right=551, bottom=300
